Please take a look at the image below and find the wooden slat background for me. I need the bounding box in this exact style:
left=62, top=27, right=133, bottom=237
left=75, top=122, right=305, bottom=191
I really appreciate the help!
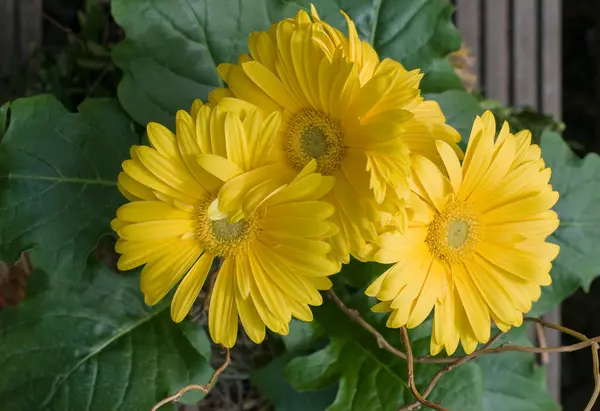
left=454, top=0, right=563, bottom=403
left=0, top=0, right=43, bottom=76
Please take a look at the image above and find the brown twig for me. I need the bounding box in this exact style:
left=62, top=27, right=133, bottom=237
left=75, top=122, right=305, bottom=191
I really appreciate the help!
left=327, top=290, right=408, bottom=360
left=525, top=317, right=600, bottom=411
left=399, top=332, right=505, bottom=411
left=150, top=348, right=231, bottom=411
left=329, top=289, right=600, bottom=410
left=328, top=290, right=600, bottom=363
left=85, top=63, right=112, bottom=98
left=535, top=321, right=550, bottom=364
left=401, top=327, right=446, bottom=411
left=43, top=13, right=86, bottom=48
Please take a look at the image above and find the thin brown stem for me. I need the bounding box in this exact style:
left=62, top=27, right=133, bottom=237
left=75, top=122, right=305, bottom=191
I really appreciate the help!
left=43, top=13, right=85, bottom=48
left=327, top=290, right=408, bottom=360
left=535, top=322, right=550, bottom=364
left=401, top=327, right=446, bottom=411
left=399, top=332, right=504, bottom=411
left=150, top=348, right=231, bottom=411
left=525, top=317, right=599, bottom=411
left=328, top=290, right=600, bottom=363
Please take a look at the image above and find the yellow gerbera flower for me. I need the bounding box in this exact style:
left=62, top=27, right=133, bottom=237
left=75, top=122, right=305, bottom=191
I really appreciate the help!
left=210, top=5, right=461, bottom=262
left=112, top=100, right=340, bottom=347
left=366, top=111, right=560, bottom=355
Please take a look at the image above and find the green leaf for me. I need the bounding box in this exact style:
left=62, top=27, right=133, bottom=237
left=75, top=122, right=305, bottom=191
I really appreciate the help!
left=285, top=297, right=408, bottom=411
left=532, top=132, right=600, bottom=314
left=0, top=95, right=137, bottom=269
left=282, top=319, right=323, bottom=353
left=413, top=362, right=484, bottom=411
left=252, top=353, right=337, bottom=411
left=427, top=90, right=484, bottom=144
left=111, top=0, right=463, bottom=128
left=0, top=253, right=213, bottom=411
left=477, top=327, right=559, bottom=411
left=368, top=0, right=463, bottom=92
left=337, top=257, right=391, bottom=289
left=0, top=101, right=9, bottom=141
left=111, top=0, right=300, bottom=129
left=285, top=290, right=489, bottom=411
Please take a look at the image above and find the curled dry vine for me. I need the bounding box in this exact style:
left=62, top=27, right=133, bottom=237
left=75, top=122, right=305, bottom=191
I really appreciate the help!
left=150, top=348, right=231, bottom=411
left=326, top=290, right=600, bottom=411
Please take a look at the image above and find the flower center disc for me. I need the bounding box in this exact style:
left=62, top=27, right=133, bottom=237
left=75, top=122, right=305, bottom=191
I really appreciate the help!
left=211, top=218, right=246, bottom=242
left=195, top=198, right=257, bottom=257
left=425, top=201, right=481, bottom=264
left=286, top=108, right=344, bottom=175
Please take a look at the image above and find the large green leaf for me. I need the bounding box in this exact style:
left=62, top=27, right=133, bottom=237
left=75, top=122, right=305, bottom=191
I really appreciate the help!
left=427, top=90, right=484, bottom=144
left=252, top=353, right=337, bottom=411
left=532, top=132, right=600, bottom=314
left=284, top=284, right=487, bottom=411
left=0, top=95, right=136, bottom=269
left=413, top=362, right=484, bottom=411
left=111, top=0, right=300, bottom=129
left=477, top=327, right=559, bottom=411
left=285, top=295, right=408, bottom=411
left=0, top=252, right=213, bottom=411
left=111, top=0, right=463, bottom=128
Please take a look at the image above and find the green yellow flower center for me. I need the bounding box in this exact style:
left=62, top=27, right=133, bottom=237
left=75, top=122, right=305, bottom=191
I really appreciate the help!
left=194, top=198, right=258, bottom=257
left=425, top=201, right=481, bottom=264
left=285, top=108, right=345, bottom=175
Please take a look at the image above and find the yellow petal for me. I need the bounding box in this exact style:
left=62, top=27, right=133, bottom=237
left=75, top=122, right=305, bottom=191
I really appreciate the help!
left=118, top=172, right=156, bottom=201
left=248, top=272, right=290, bottom=335
left=116, top=237, right=180, bottom=271
left=407, top=259, right=444, bottom=328
left=224, top=112, right=248, bottom=170
left=242, top=61, right=299, bottom=111
left=411, top=154, right=453, bottom=211
left=208, top=258, right=238, bottom=347
left=248, top=251, right=291, bottom=323
left=260, top=216, right=332, bottom=238
left=453, top=263, right=491, bottom=343
left=141, top=241, right=202, bottom=305
left=146, top=122, right=183, bottom=164
left=481, top=188, right=559, bottom=224
left=118, top=219, right=194, bottom=241
left=171, top=252, right=214, bottom=322
left=136, top=146, right=205, bottom=198
left=436, top=140, right=462, bottom=192
left=197, top=153, right=244, bottom=182
left=117, top=201, right=191, bottom=222
left=236, top=290, right=266, bottom=344
left=477, top=242, right=552, bottom=286
left=122, top=156, right=196, bottom=204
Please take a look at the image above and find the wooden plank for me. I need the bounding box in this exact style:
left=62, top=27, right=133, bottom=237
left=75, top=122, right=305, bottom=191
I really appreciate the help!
left=18, top=0, right=43, bottom=62
left=0, top=0, right=16, bottom=75
left=513, top=0, right=539, bottom=109
left=455, top=0, right=481, bottom=85
left=542, top=0, right=562, bottom=118
left=540, top=1, right=562, bottom=402
left=484, top=0, right=510, bottom=105
left=543, top=308, right=562, bottom=403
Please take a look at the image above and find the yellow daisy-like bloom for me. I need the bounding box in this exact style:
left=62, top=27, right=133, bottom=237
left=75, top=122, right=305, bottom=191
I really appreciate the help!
left=211, top=5, right=461, bottom=262
left=366, top=111, right=560, bottom=355
left=112, top=100, right=340, bottom=347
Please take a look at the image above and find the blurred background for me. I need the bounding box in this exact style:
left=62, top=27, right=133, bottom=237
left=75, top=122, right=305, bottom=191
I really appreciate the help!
left=0, top=0, right=597, bottom=409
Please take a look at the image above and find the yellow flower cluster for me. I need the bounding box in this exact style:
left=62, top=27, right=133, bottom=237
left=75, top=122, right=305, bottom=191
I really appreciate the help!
left=112, top=5, right=559, bottom=353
